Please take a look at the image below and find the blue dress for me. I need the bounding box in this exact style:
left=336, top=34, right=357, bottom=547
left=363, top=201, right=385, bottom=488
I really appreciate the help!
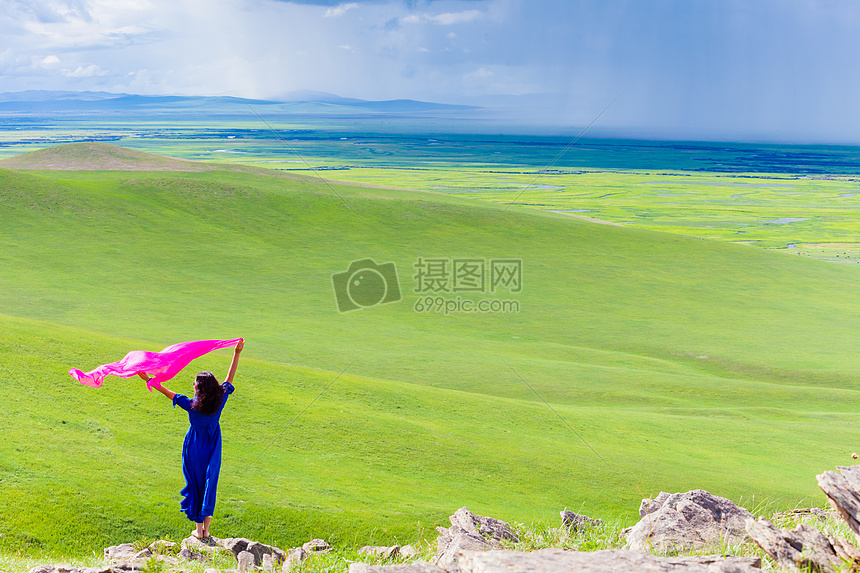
left=172, top=381, right=234, bottom=523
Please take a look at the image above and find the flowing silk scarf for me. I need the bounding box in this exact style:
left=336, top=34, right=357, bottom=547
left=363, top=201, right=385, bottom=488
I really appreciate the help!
left=69, top=338, right=243, bottom=391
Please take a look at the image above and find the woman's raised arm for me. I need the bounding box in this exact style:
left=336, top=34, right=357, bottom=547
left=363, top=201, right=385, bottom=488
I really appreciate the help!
left=138, top=371, right=175, bottom=399
left=225, top=339, right=243, bottom=384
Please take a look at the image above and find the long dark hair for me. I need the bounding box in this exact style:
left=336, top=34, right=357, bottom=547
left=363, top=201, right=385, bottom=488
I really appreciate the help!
left=192, top=371, right=225, bottom=415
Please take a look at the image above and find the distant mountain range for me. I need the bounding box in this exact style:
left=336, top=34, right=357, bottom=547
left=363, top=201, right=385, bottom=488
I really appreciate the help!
left=0, top=90, right=477, bottom=115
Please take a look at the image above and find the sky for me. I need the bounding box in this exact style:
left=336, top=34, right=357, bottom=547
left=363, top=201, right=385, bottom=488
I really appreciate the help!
left=1, top=0, right=860, bottom=142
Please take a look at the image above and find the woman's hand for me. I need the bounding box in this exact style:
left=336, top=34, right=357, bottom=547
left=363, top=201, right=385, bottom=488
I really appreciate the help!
left=225, top=339, right=243, bottom=383
left=138, top=371, right=174, bottom=399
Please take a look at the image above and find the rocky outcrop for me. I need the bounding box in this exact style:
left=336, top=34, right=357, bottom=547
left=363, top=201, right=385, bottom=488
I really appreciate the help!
left=435, top=530, right=491, bottom=573
left=222, top=537, right=286, bottom=566
left=134, top=540, right=180, bottom=560
left=282, top=547, right=308, bottom=572
left=559, top=510, right=601, bottom=532
left=817, top=465, right=860, bottom=544
left=459, top=549, right=761, bottom=573
left=303, top=538, right=332, bottom=553
left=35, top=534, right=334, bottom=573
left=281, top=539, right=331, bottom=571
left=104, top=544, right=139, bottom=563
left=29, top=488, right=860, bottom=573
left=625, top=490, right=753, bottom=553
left=100, top=536, right=291, bottom=572
left=446, top=507, right=519, bottom=544
left=746, top=516, right=858, bottom=573
left=238, top=551, right=256, bottom=573
left=433, top=507, right=519, bottom=573
left=98, top=540, right=183, bottom=570
left=179, top=536, right=232, bottom=561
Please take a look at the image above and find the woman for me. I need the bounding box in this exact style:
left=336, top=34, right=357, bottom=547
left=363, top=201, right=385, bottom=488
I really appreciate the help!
left=139, top=339, right=243, bottom=541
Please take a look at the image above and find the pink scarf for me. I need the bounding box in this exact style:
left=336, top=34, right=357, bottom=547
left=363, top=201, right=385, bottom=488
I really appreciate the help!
left=69, top=338, right=243, bottom=391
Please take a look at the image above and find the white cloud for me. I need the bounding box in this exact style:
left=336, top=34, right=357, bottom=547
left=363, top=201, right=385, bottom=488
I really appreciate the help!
left=428, top=10, right=483, bottom=25
left=338, top=44, right=355, bottom=51
left=462, top=67, right=494, bottom=88
left=397, top=9, right=484, bottom=27
left=41, top=55, right=61, bottom=65
left=324, top=3, right=358, bottom=18
left=65, top=64, right=107, bottom=77
left=15, top=0, right=158, bottom=50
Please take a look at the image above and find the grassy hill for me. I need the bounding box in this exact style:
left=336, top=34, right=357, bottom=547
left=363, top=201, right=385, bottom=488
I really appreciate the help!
left=2, top=144, right=860, bottom=556
left=0, top=142, right=213, bottom=171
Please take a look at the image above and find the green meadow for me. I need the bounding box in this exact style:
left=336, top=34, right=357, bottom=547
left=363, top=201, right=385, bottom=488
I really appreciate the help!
left=2, top=143, right=860, bottom=559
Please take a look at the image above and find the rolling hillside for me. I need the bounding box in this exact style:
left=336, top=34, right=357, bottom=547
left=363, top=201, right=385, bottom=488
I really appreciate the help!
left=2, top=143, right=860, bottom=555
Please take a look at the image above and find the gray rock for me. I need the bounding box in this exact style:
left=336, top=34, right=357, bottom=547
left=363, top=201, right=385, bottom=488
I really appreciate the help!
left=435, top=531, right=492, bottom=573
left=104, top=543, right=139, bottom=562
left=302, top=538, right=331, bottom=553
left=559, top=510, right=602, bottom=532
left=182, top=535, right=226, bottom=556
left=134, top=540, right=180, bottom=561
left=349, top=563, right=445, bottom=573
left=641, top=492, right=672, bottom=517
left=262, top=554, right=274, bottom=572
left=222, top=538, right=286, bottom=566
left=359, top=546, right=400, bottom=559
left=817, top=465, right=860, bottom=543
left=447, top=507, right=518, bottom=544
left=457, top=548, right=761, bottom=573
left=400, top=545, right=419, bottom=559
left=434, top=507, right=519, bottom=572
left=179, top=547, right=209, bottom=562
left=625, top=489, right=753, bottom=553
left=282, top=547, right=308, bottom=572
left=238, top=550, right=256, bottom=573
left=745, top=516, right=858, bottom=573
left=149, top=540, right=178, bottom=554
left=205, top=568, right=219, bottom=573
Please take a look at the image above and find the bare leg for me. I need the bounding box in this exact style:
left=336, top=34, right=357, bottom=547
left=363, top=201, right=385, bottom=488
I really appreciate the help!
left=194, top=521, right=205, bottom=539
left=203, top=516, right=212, bottom=538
